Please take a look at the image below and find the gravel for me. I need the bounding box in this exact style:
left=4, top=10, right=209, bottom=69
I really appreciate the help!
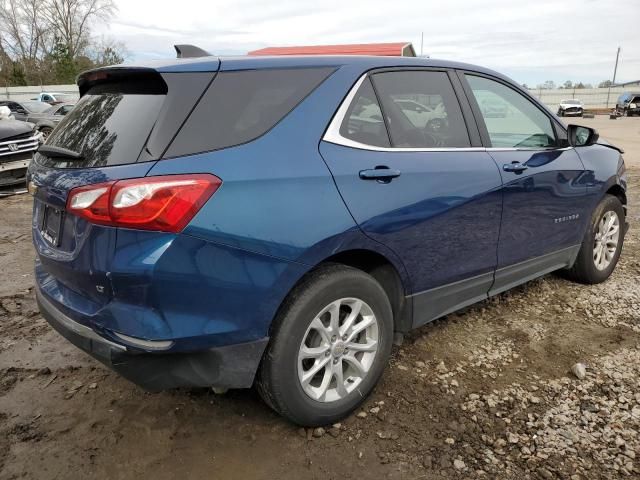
left=0, top=167, right=639, bottom=479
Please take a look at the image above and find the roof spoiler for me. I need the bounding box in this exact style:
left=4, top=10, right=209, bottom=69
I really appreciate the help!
left=77, top=68, right=167, bottom=96
left=174, top=44, right=212, bottom=59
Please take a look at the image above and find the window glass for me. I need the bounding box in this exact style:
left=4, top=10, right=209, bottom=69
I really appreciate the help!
left=41, top=92, right=165, bottom=167
left=339, top=78, right=390, bottom=147
left=465, top=75, right=556, bottom=148
left=166, top=67, right=335, bottom=157
left=371, top=71, right=470, bottom=148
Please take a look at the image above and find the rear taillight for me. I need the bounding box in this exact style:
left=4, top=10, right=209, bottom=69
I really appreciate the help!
left=66, top=174, right=221, bottom=233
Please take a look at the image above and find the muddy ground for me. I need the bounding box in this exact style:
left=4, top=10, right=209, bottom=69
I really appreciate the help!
left=1, top=119, right=639, bottom=479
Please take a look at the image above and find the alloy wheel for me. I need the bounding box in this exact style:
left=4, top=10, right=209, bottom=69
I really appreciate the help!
left=593, top=210, right=620, bottom=271
left=297, top=297, right=379, bottom=403
left=40, top=128, right=52, bottom=140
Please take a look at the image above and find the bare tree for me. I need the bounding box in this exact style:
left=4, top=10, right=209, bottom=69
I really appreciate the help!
left=88, top=35, right=127, bottom=66
left=0, top=0, right=52, bottom=61
left=0, top=0, right=118, bottom=84
left=46, top=0, right=115, bottom=58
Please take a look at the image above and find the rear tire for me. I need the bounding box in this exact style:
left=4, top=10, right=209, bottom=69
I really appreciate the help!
left=564, top=195, right=625, bottom=284
left=257, top=264, right=393, bottom=426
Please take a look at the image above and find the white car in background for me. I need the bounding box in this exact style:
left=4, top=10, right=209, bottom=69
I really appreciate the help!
left=557, top=99, right=584, bottom=117
left=394, top=99, right=447, bottom=131
left=31, top=92, right=78, bottom=105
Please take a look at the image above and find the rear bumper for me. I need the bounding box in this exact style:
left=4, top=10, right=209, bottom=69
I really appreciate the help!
left=36, top=285, right=269, bottom=391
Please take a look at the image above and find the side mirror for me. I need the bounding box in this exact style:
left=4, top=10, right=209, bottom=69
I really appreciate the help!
left=567, top=124, right=599, bottom=147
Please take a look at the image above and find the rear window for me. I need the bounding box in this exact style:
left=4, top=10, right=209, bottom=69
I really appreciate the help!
left=41, top=85, right=165, bottom=168
left=164, top=67, right=335, bottom=158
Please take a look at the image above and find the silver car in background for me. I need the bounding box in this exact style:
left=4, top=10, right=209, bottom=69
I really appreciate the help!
left=557, top=99, right=583, bottom=117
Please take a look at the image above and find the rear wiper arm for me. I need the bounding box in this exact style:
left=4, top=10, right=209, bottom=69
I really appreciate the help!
left=37, top=145, right=84, bottom=160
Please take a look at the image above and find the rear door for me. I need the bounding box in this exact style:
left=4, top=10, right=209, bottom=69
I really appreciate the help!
left=460, top=72, right=588, bottom=294
left=320, top=69, right=503, bottom=326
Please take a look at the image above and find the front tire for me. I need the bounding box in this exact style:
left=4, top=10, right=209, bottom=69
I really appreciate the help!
left=564, top=195, right=625, bottom=284
left=257, top=264, right=393, bottom=426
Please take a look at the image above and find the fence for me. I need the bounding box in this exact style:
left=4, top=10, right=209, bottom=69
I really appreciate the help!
left=1, top=84, right=78, bottom=101
left=527, top=87, right=628, bottom=110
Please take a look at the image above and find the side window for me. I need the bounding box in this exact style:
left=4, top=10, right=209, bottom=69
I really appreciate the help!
left=339, top=78, right=390, bottom=148
left=166, top=67, right=335, bottom=157
left=371, top=71, right=471, bottom=148
left=42, top=95, right=52, bottom=101
left=465, top=75, right=556, bottom=148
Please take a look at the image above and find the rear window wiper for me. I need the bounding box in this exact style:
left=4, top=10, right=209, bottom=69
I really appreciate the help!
left=37, top=145, right=84, bottom=160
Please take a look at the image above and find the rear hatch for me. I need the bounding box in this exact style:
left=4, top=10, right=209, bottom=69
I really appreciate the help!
left=29, top=64, right=218, bottom=315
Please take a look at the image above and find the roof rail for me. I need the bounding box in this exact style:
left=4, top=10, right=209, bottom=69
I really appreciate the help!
left=174, top=44, right=212, bottom=59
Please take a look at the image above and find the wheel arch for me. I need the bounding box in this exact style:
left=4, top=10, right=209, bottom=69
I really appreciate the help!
left=606, top=183, right=627, bottom=211
left=271, top=248, right=413, bottom=337
left=317, top=249, right=413, bottom=334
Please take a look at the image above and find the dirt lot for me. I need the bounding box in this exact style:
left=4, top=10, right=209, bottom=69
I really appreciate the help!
left=1, top=117, right=639, bottom=480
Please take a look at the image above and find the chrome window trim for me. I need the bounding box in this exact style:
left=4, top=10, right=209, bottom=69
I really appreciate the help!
left=323, top=73, right=572, bottom=154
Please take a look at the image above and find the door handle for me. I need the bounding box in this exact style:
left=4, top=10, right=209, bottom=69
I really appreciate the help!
left=359, top=167, right=401, bottom=182
left=503, top=162, right=528, bottom=173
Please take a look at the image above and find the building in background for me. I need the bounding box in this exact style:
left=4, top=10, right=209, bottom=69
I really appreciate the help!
left=248, top=42, right=416, bottom=57
left=614, top=80, right=640, bottom=88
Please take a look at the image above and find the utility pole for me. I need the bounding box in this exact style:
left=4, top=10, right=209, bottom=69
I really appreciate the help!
left=420, top=32, right=424, bottom=57
left=606, top=47, right=621, bottom=109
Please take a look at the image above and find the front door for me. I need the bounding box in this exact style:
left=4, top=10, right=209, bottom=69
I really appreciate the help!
left=462, top=73, right=588, bottom=294
left=320, top=69, right=503, bottom=326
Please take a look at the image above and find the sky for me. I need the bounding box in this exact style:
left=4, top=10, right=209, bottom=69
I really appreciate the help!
left=95, top=0, right=640, bottom=87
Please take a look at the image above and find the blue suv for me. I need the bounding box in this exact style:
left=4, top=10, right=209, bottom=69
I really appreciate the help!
left=29, top=51, right=628, bottom=426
